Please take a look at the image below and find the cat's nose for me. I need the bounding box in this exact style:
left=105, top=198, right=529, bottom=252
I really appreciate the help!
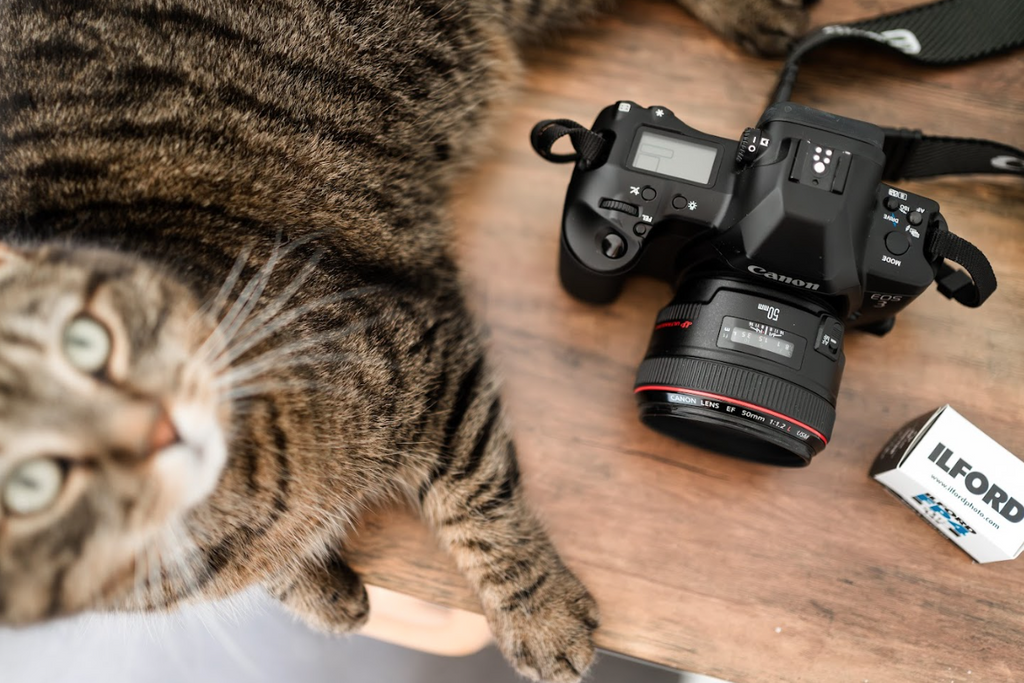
left=107, top=403, right=182, bottom=463
left=147, top=407, right=181, bottom=455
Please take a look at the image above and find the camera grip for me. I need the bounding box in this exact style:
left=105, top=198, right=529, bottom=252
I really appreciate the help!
left=558, top=233, right=626, bottom=304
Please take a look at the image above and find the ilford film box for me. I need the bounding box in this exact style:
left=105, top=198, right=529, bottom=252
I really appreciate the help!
left=871, top=405, right=1024, bottom=563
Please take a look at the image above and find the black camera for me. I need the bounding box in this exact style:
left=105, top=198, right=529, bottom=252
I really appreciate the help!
left=533, top=101, right=988, bottom=466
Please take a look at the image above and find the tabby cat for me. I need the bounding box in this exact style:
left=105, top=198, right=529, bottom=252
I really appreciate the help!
left=0, top=1, right=809, bottom=680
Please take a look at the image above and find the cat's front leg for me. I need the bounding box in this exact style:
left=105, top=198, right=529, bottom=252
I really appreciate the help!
left=414, top=356, right=599, bottom=683
left=264, top=548, right=370, bottom=634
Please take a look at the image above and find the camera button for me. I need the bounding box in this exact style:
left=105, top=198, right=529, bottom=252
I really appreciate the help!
left=814, top=318, right=843, bottom=360
left=634, top=223, right=651, bottom=237
left=884, top=195, right=901, bottom=211
left=672, top=195, right=688, bottom=210
left=642, top=186, right=657, bottom=201
left=908, top=210, right=925, bottom=226
left=885, top=231, right=911, bottom=256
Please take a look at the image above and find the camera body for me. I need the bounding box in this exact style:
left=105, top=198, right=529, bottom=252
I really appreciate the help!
left=556, top=101, right=949, bottom=464
left=560, top=101, right=945, bottom=326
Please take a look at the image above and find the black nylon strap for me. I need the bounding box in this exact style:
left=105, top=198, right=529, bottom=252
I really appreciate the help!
left=849, top=0, right=1024, bottom=64
left=773, top=0, right=1024, bottom=102
left=926, top=228, right=997, bottom=307
left=772, top=0, right=1024, bottom=181
left=881, top=131, right=1024, bottom=180
left=530, top=119, right=608, bottom=169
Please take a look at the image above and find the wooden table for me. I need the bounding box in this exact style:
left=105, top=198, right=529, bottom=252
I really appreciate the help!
left=348, top=2, right=1024, bottom=681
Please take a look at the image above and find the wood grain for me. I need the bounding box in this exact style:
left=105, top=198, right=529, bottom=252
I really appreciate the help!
left=347, top=2, right=1024, bottom=681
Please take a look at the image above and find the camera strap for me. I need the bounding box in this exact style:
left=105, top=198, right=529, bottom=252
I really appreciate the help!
left=772, top=0, right=1024, bottom=182
left=928, top=230, right=996, bottom=308
left=536, top=0, right=1024, bottom=181
left=530, top=119, right=608, bottom=170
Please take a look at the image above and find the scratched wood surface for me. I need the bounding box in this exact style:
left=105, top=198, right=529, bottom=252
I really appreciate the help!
left=346, top=1, right=1024, bottom=681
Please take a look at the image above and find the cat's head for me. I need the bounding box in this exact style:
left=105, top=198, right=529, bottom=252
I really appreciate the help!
left=0, top=243, right=228, bottom=624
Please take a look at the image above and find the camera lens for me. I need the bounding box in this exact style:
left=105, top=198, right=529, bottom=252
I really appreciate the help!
left=634, top=276, right=844, bottom=466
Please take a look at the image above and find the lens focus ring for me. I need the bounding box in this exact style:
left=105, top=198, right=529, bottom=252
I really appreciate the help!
left=635, top=356, right=836, bottom=440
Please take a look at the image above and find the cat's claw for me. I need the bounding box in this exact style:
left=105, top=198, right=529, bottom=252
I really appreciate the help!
left=269, top=552, right=371, bottom=634
left=680, top=0, right=811, bottom=57
left=735, top=0, right=811, bottom=57
left=491, top=574, right=600, bottom=683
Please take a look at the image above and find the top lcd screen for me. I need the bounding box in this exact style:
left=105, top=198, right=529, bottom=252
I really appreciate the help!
left=630, top=130, right=718, bottom=184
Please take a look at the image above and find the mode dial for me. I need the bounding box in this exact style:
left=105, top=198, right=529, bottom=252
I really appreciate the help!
left=735, top=127, right=764, bottom=167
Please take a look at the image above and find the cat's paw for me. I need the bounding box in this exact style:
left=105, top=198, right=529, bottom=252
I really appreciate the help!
left=490, top=570, right=600, bottom=683
left=269, top=552, right=370, bottom=634
left=682, top=0, right=812, bottom=57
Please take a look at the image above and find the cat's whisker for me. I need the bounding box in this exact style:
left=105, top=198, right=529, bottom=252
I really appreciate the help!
left=162, top=521, right=206, bottom=605
left=155, top=538, right=175, bottom=609
left=198, top=235, right=345, bottom=367
left=214, top=322, right=376, bottom=388
left=211, top=288, right=382, bottom=371
left=140, top=527, right=179, bottom=610
left=224, top=249, right=325, bottom=347
left=129, top=545, right=148, bottom=611
left=215, top=242, right=295, bottom=349
left=197, top=275, right=262, bottom=362
left=199, top=237, right=286, bottom=361
left=140, top=539, right=158, bottom=609
left=191, top=598, right=263, bottom=679
left=217, top=349, right=364, bottom=389
left=153, top=540, right=170, bottom=609
left=216, top=340, right=336, bottom=382
left=192, top=243, right=254, bottom=331
left=216, top=351, right=358, bottom=390
left=224, top=284, right=386, bottom=358
left=132, top=543, right=150, bottom=610
left=208, top=231, right=332, bottom=353
left=223, top=379, right=321, bottom=402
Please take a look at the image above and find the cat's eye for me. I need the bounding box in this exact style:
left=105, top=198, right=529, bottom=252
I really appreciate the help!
left=2, top=458, right=67, bottom=517
left=63, top=315, right=112, bottom=374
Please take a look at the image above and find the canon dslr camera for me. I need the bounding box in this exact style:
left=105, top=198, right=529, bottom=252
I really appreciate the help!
left=533, top=101, right=990, bottom=466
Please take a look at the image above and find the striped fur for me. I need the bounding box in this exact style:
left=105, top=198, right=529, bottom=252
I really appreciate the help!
left=0, top=1, right=809, bottom=680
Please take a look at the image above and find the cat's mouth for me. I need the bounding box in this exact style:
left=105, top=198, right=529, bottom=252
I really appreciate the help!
left=66, top=406, right=227, bottom=620
left=149, top=404, right=228, bottom=516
